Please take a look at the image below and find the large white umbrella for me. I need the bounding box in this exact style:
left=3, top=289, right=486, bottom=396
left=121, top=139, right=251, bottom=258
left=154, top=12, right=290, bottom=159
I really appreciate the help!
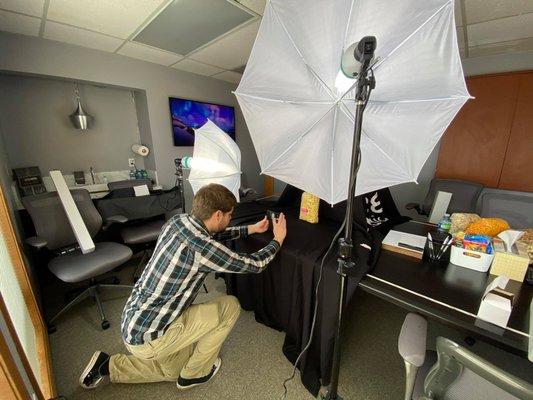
left=235, top=0, right=470, bottom=205
left=186, top=119, right=241, bottom=201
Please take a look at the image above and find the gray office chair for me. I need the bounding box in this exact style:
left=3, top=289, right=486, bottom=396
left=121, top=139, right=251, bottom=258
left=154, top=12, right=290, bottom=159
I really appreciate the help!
left=23, top=189, right=133, bottom=331
left=105, top=180, right=165, bottom=281
left=477, top=189, right=533, bottom=230
left=406, top=179, right=484, bottom=216
left=398, top=313, right=533, bottom=400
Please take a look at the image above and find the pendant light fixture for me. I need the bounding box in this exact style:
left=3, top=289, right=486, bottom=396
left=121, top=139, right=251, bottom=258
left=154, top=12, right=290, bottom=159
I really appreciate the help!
left=70, top=83, right=93, bottom=130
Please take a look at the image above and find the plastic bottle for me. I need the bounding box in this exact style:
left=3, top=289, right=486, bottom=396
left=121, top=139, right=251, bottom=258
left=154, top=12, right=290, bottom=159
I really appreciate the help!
left=438, top=213, right=452, bottom=232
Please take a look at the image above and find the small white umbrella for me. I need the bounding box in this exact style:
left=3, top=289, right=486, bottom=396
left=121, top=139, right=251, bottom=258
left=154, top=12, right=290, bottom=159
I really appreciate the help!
left=186, top=119, right=242, bottom=201
left=235, top=0, right=470, bottom=205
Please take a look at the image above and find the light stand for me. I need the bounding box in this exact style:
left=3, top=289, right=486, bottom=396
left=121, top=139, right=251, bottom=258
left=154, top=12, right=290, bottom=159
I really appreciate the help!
left=324, top=36, right=376, bottom=400
left=174, top=158, right=187, bottom=212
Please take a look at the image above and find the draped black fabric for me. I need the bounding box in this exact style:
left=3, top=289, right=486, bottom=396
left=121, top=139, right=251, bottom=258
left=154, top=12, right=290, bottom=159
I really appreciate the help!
left=226, top=192, right=384, bottom=396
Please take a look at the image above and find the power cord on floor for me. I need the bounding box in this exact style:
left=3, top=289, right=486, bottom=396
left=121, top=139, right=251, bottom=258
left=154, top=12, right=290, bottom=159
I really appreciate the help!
left=280, top=219, right=346, bottom=400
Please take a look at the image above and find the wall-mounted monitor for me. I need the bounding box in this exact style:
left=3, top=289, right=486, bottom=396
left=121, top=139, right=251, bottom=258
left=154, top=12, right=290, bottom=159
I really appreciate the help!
left=169, top=97, right=235, bottom=146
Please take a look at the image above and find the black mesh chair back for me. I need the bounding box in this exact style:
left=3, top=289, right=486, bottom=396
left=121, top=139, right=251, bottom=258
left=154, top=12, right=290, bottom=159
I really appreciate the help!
left=422, top=179, right=483, bottom=215
left=22, top=189, right=102, bottom=250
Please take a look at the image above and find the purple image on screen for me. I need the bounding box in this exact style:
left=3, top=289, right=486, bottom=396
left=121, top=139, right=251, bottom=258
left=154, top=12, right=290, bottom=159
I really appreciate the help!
left=169, top=97, right=236, bottom=146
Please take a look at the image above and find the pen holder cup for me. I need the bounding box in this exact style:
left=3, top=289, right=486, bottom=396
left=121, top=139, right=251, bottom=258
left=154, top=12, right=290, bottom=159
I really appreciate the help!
left=423, top=232, right=452, bottom=264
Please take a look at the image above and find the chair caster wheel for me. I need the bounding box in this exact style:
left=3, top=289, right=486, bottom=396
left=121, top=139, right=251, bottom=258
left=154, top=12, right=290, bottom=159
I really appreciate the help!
left=113, top=277, right=120, bottom=285
left=101, top=320, right=110, bottom=330
left=47, top=324, right=57, bottom=334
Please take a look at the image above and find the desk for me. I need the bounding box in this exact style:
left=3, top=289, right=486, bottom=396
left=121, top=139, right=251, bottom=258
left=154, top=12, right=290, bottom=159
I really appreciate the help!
left=227, top=218, right=532, bottom=396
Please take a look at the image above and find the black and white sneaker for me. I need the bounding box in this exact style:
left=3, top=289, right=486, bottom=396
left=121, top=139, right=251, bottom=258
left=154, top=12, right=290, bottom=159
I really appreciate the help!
left=176, top=358, right=222, bottom=390
left=79, top=351, right=110, bottom=389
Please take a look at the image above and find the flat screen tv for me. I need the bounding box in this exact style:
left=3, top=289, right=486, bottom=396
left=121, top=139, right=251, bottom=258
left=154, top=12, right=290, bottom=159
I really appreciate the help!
left=169, top=97, right=236, bottom=146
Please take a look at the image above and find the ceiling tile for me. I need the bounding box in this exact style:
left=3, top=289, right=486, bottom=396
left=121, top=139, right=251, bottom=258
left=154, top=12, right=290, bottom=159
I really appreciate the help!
left=468, top=13, right=533, bottom=47
left=171, top=59, right=224, bottom=76
left=47, top=0, right=167, bottom=39
left=190, top=20, right=260, bottom=70
left=235, top=0, right=266, bottom=16
left=0, top=0, right=44, bottom=17
left=44, top=21, right=123, bottom=52
left=212, top=71, right=242, bottom=84
left=465, top=0, right=533, bottom=25
left=118, top=41, right=182, bottom=66
left=469, top=36, right=533, bottom=58
left=0, top=10, right=40, bottom=36
left=454, top=0, right=463, bottom=26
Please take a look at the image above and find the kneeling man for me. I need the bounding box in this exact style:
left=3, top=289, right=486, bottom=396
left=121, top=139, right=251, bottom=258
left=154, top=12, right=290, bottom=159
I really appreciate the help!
left=80, top=183, right=287, bottom=390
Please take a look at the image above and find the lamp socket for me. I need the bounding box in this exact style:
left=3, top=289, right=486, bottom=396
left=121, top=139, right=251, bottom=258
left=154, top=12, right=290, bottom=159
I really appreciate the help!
left=128, top=158, right=135, bottom=167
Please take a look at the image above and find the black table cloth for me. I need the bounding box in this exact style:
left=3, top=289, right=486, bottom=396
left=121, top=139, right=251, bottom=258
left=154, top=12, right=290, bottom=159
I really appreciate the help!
left=225, top=207, right=380, bottom=396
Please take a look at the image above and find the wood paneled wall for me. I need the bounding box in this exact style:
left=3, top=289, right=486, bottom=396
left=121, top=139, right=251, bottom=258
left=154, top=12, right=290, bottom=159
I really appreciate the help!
left=436, top=70, right=533, bottom=192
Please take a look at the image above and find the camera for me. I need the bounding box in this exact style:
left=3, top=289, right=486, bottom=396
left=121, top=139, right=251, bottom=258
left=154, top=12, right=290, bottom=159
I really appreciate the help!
left=267, top=210, right=280, bottom=223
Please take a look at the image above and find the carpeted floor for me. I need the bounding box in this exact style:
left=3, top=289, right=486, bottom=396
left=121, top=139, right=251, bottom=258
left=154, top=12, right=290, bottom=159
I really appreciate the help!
left=45, top=255, right=532, bottom=400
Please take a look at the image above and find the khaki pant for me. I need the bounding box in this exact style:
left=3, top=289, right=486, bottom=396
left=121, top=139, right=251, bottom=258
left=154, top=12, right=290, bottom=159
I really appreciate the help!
left=109, top=295, right=241, bottom=383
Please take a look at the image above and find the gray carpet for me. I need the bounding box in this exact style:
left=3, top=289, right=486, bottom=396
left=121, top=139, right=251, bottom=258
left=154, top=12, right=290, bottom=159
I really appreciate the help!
left=45, top=255, right=532, bottom=399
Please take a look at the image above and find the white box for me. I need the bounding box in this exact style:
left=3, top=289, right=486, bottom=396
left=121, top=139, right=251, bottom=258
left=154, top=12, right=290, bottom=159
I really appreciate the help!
left=477, top=276, right=513, bottom=328
left=450, top=245, right=495, bottom=272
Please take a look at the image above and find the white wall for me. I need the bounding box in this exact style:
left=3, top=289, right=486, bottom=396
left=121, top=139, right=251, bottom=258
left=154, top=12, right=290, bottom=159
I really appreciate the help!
left=0, top=74, right=144, bottom=175
left=0, top=32, right=262, bottom=210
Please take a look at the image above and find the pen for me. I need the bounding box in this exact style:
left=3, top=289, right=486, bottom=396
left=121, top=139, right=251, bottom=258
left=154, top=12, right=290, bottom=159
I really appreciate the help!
left=398, top=242, right=424, bottom=252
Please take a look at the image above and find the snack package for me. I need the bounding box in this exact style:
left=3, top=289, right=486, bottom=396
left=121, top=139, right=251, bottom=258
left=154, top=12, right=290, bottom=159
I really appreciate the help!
left=462, top=234, right=493, bottom=254
left=465, top=218, right=510, bottom=237
left=450, top=213, right=480, bottom=234
left=299, top=192, right=320, bottom=224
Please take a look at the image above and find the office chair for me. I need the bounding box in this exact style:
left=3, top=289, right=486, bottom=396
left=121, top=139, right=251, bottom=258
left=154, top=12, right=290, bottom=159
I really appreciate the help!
left=398, top=313, right=533, bottom=400
left=104, top=179, right=167, bottom=281
left=23, top=189, right=133, bottom=331
left=406, top=179, right=483, bottom=216
left=477, top=189, right=533, bottom=230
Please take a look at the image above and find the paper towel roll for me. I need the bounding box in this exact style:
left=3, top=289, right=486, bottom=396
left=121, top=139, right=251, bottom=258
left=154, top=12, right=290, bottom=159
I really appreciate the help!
left=131, top=144, right=149, bottom=156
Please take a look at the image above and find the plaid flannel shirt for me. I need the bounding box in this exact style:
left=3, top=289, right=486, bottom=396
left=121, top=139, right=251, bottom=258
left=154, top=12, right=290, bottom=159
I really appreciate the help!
left=121, top=213, right=280, bottom=345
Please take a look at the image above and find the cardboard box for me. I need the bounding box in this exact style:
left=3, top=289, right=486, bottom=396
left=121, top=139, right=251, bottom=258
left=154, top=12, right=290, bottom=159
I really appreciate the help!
left=477, top=276, right=514, bottom=328
left=490, top=239, right=529, bottom=282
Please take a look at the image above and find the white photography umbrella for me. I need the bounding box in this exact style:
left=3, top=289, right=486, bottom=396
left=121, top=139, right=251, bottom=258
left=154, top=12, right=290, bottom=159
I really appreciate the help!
left=185, top=119, right=241, bottom=201
left=235, top=0, right=470, bottom=204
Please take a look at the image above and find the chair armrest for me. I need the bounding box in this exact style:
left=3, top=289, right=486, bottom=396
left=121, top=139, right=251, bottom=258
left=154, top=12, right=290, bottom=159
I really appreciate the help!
left=405, top=203, right=423, bottom=215
left=106, top=215, right=128, bottom=224
left=398, top=313, right=428, bottom=367
left=26, top=236, right=48, bottom=249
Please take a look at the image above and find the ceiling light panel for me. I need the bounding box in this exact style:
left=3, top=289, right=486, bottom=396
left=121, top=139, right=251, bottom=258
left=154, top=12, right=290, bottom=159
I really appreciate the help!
left=44, top=21, right=124, bottom=52
left=468, top=13, right=533, bottom=47
left=0, top=0, right=45, bottom=17
left=190, top=19, right=260, bottom=70
left=0, top=10, right=40, bottom=36
left=172, top=59, right=224, bottom=76
left=47, top=0, right=167, bottom=39
left=134, top=0, right=254, bottom=55
left=118, top=41, right=183, bottom=66
left=465, top=0, right=533, bottom=25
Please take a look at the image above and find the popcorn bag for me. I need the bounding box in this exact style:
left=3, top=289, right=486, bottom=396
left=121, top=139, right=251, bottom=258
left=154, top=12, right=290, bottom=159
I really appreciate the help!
left=299, top=192, right=320, bottom=224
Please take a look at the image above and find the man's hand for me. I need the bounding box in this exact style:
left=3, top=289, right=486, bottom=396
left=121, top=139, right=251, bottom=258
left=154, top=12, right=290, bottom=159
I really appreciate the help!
left=249, top=216, right=269, bottom=235
left=272, top=212, right=287, bottom=246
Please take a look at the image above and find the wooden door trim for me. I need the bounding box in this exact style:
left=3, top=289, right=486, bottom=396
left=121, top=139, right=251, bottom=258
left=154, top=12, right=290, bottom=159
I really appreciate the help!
left=0, top=294, right=45, bottom=400
left=0, top=185, right=56, bottom=398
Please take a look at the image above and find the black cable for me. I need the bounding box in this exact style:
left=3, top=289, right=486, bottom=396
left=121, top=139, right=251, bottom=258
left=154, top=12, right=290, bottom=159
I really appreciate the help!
left=280, top=219, right=345, bottom=400
left=280, top=74, right=373, bottom=398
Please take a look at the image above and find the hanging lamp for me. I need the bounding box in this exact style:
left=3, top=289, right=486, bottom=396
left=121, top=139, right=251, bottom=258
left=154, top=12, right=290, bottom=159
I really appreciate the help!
left=70, top=83, right=93, bottom=130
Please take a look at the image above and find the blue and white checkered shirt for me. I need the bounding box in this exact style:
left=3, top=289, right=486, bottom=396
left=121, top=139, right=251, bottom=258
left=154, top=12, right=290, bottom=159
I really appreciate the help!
left=121, top=213, right=280, bottom=345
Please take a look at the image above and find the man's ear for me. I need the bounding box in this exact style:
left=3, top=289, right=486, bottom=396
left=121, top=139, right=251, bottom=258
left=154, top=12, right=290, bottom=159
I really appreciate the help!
left=214, top=210, right=223, bottom=221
